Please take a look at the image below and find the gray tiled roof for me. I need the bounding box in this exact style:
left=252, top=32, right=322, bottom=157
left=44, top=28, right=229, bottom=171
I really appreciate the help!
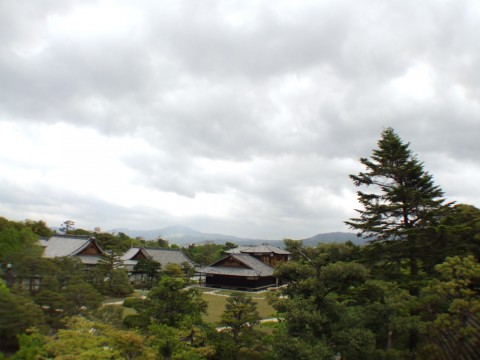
left=41, top=236, right=104, bottom=266
left=121, top=247, right=143, bottom=261
left=199, top=253, right=274, bottom=277
left=144, top=248, right=195, bottom=267
left=120, top=247, right=195, bottom=270
left=224, top=246, right=253, bottom=254
left=225, top=244, right=290, bottom=255
left=199, top=266, right=261, bottom=277
left=232, top=253, right=274, bottom=276
left=43, top=236, right=94, bottom=258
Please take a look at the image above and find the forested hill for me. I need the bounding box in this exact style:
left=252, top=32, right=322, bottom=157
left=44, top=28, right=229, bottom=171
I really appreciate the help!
left=110, top=225, right=366, bottom=246
left=301, top=232, right=367, bottom=246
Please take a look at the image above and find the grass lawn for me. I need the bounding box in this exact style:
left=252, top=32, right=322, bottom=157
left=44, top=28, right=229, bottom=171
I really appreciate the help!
left=201, top=293, right=276, bottom=324
left=189, top=286, right=218, bottom=293
left=115, top=288, right=277, bottom=324
left=104, top=289, right=145, bottom=304
left=190, top=286, right=277, bottom=299
left=214, top=289, right=272, bottom=299
left=122, top=306, right=137, bottom=317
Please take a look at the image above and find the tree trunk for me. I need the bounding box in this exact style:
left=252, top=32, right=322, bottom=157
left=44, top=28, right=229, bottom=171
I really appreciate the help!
left=387, top=322, right=393, bottom=349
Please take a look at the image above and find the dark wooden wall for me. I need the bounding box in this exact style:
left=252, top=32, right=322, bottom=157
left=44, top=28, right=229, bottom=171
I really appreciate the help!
left=79, top=242, right=102, bottom=256
left=251, top=253, right=289, bottom=267
left=205, top=274, right=276, bottom=289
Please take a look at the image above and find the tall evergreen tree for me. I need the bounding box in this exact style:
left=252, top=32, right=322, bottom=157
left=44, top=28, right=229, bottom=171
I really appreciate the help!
left=345, top=128, right=450, bottom=278
left=93, top=250, right=133, bottom=297
left=345, top=128, right=453, bottom=357
left=220, top=293, right=260, bottom=358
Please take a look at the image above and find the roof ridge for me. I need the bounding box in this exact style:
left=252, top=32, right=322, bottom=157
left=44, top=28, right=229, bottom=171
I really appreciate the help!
left=144, top=247, right=181, bottom=251
left=55, top=237, right=91, bottom=256
left=50, top=234, right=92, bottom=240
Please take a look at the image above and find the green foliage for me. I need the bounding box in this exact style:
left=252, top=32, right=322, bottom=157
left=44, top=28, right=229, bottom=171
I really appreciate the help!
left=109, top=269, right=134, bottom=296
left=91, top=306, right=124, bottom=328
left=220, top=293, right=261, bottom=356
left=134, top=258, right=161, bottom=289
left=271, top=239, right=422, bottom=359
left=283, top=240, right=359, bottom=268
left=0, top=217, right=43, bottom=265
left=35, top=280, right=103, bottom=329
left=12, top=330, right=48, bottom=360
left=59, top=220, right=75, bottom=234
left=123, top=312, right=150, bottom=329
left=147, top=323, right=215, bottom=359
left=346, top=128, right=450, bottom=278
left=272, top=323, right=333, bottom=360
left=147, top=276, right=207, bottom=327
left=181, top=261, right=196, bottom=281
left=34, top=257, right=103, bottom=328
left=0, top=217, right=50, bottom=296
left=208, top=331, right=236, bottom=360
left=162, top=263, right=184, bottom=277
left=224, top=242, right=237, bottom=250
left=319, top=261, right=369, bottom=295
left=23, top=219, right=53, bottom=237
left=274, top=260, right=315, bottom=284
left=0, top=279, right=7, bottom=293
left=183, top=242, right=227, bottom=265
left=274, top=242, right=363, bottom=298
left=92, top=250, right=133, bottom=297
left=419, top=256, right=480, bottom=359
left=156, top=237, right=170, bottom=248
left=10, top=253, right=54, bottom=295
left=270, top=241, right=373, bottom=358
left=0, top=290, right=45, bottom=352
left=95, top=232, right=131, bottom=253
left=125, top=276, right=208, bottom=329
left=123, top=295, right=144, bottom=308
left=42, top=316, right=154, bottom=359
left=434, top=204, right=480, bottom=260
left=360, top=280, right=418, bottom=351
left=72, top=228, right=93, bottom=236
left=273, top=242, right=480, bottom=359
left=333, top=327, right=376, bottom=359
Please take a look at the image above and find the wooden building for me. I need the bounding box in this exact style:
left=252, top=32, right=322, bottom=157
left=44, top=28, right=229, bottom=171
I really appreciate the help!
left=41, top=235, right=105, bottom=270
left=225, top=244, right=291, bottom=266
left=200, top=244, right=291, bottom=290
left=121, top=247, right=195, bottom=271
left=121, top=247, right=196, bottom=285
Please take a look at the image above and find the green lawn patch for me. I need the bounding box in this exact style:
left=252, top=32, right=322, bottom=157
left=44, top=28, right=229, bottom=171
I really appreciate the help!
left=188, top=286, right=218, bottom=293
left=214, top=289, right=271, bottom=299
left=103, top=289, right=145, bottom=304
left=201, top=293, right=276, bottom=324
left=122, top=306, right=137, bottom=318
left=116, top=288, right=277, bottom=324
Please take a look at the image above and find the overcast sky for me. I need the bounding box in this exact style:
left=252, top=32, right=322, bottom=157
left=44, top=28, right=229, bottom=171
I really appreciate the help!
left=1, top=0, right=479, bottom=240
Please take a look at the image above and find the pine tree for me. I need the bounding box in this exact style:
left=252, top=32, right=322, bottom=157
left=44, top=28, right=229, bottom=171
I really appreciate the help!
left=345, top=128, right=453, bottom=356
left=221, top=293, right=260, bottom=344
left=345, top=128, right=450, bottom=278
left=94, top=250, right=133, bottom=296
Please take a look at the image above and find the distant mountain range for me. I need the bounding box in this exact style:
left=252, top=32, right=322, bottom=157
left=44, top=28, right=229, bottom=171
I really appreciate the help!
left=110, top=225, right=367, bottom=247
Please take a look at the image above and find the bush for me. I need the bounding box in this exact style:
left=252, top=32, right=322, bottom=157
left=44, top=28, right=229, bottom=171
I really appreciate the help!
left=123, top=314, right=147, bottom=329
left=123, top=297, right=144, bottom=308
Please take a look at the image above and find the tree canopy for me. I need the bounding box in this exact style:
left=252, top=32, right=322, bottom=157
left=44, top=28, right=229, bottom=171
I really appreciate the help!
left=346, top=128, right=451, bottom=278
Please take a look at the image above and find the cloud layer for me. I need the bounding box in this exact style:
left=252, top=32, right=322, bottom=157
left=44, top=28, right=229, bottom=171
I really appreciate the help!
left=1, top=0, right=479, bottom=239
